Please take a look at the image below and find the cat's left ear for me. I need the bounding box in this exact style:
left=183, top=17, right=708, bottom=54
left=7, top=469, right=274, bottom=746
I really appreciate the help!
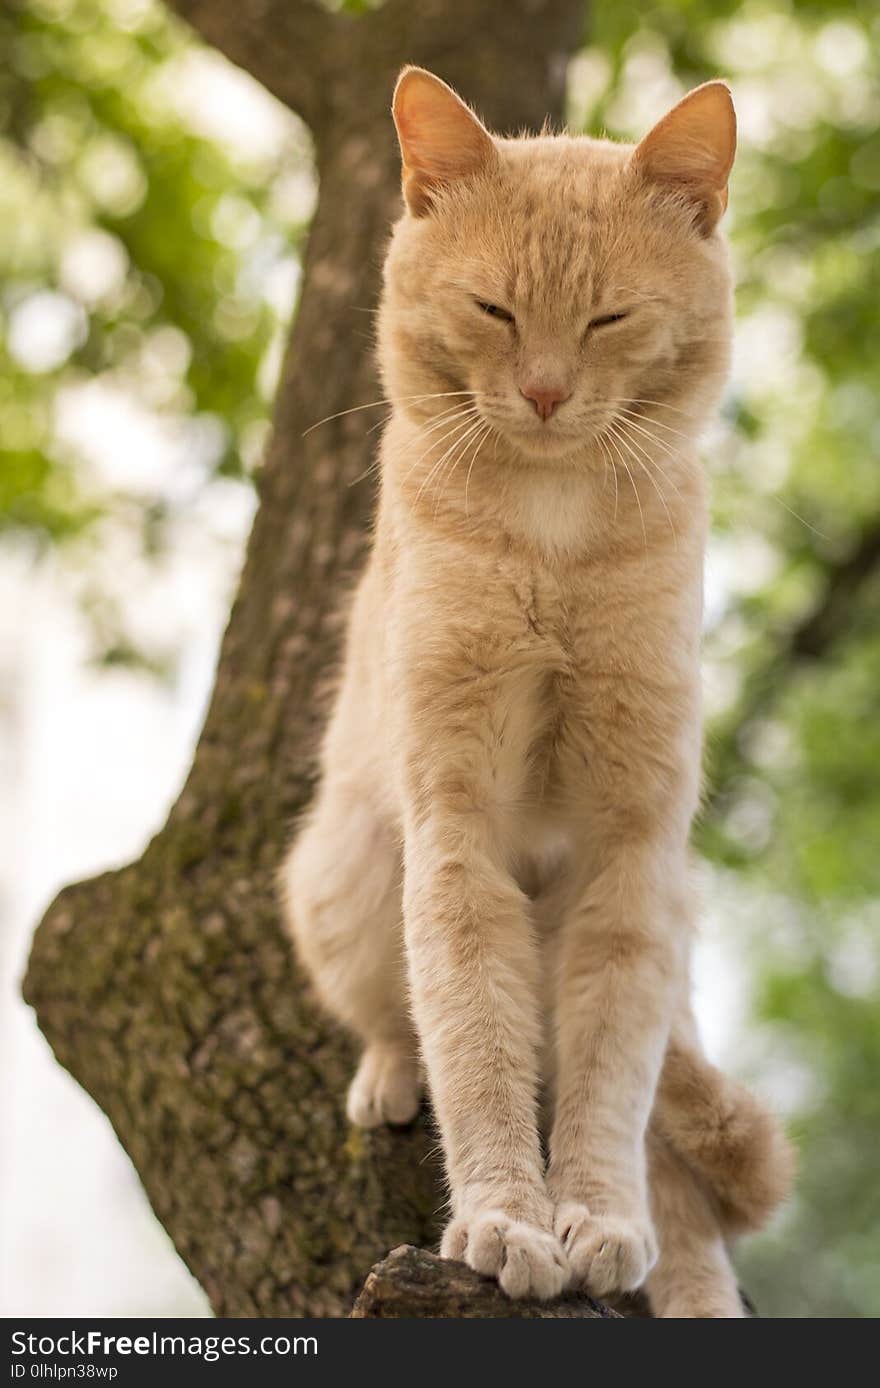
left=632, top=82, right=736, bottom=234
left=392, top=67, right=497, bottom=216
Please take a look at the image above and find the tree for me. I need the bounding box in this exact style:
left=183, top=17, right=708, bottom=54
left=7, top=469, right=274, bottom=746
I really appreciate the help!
left=24, top=0, right=598, bottom=1319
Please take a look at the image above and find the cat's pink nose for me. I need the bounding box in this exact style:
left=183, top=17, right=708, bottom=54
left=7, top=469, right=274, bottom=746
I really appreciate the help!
left=519, top=383, right=570, bottom=421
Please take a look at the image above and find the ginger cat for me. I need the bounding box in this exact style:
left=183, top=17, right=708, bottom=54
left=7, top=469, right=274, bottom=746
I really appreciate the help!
left=281, top=68, right=793, bottom=1317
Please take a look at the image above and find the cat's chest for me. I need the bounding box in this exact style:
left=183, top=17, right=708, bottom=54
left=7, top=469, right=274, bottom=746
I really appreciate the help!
left=503, top=559, right=658, bottom=780
left=504, top=469, right=599, bottom=559
left=505, top=560, right=607, bottom=670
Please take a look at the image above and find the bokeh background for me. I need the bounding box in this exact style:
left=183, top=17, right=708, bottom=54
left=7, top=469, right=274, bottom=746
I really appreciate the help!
left=1, top=0, right=877, bottom=1319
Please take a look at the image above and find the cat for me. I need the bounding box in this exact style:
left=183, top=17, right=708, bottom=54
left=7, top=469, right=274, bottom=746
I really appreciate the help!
left=281, top=67, right=793, bottom=1317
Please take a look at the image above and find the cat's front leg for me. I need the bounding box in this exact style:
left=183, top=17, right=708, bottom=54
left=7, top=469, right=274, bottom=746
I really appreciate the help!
left=402, top=798, right=567, bottom=1299
left=547, top=838, right=690, bottom=1298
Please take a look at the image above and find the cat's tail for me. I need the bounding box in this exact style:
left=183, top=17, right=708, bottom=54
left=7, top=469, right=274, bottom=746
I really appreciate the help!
left=653, top=1038, right=795, bottom=1239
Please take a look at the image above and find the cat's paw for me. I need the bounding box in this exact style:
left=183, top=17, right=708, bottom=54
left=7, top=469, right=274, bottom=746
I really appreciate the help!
left=441, top=1209, right=569, bottom=1300
left=346, top=1043, right=421, bottom=1128
left=555, top=1202, right=657, bottom=1297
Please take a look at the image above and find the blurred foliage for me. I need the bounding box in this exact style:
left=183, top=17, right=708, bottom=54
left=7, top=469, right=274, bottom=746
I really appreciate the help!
left=0, top=0, right=310, bottom=666
left=1, top=0, right=877, bottom=1318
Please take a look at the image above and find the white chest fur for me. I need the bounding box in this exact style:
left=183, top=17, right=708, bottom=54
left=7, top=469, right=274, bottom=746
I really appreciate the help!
left=505, top=467, right=602, bottom=558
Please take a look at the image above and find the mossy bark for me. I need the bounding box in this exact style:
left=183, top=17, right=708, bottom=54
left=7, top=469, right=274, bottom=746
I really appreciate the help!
left=23, top=0, right=614, bottom=1318
left=351, top=1247, right=628, bottom=1318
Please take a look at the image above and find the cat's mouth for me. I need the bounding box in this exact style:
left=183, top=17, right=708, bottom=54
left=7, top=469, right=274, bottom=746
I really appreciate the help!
left=510, top=429, right=585, bottom=461
left=490, top=411, right=612, bottom=464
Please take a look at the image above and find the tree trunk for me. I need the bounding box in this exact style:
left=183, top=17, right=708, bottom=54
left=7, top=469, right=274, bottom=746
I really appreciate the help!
left=23, top=0, right=608, bottom=1318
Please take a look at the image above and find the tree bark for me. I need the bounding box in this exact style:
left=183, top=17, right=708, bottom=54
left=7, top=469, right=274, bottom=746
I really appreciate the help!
left=23, top=0, right=608, bottom=1319
left=350, top=1247, right=626, bottom=1318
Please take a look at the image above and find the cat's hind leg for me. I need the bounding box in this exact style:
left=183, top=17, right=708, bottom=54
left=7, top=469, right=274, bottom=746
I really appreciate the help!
left=644, top=1129, right=745, bottom=1318
left=344, top=1036, right=421, bottom=1128
left=279, top=787, right=421, bottom=1129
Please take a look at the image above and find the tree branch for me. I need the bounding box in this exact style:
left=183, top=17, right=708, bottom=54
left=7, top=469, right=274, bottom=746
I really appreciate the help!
left=164, top=0, right=340, bottom=127
left=789, top=523, right=880, bottom=660
left=351, top=1246, right=624, bottom=1318
left=163, top=0, right=586, bottom=137
left=704, top=520, right=880, bottom=820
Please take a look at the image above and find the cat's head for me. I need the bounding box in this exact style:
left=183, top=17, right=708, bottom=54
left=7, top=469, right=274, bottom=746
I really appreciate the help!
left=380, top=67, right=736, bottom=464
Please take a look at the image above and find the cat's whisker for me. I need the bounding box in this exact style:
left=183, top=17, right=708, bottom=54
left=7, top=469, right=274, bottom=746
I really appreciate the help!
left=418, top=401, right=482, bottom=433
left=611, top=433, right=685, bottom=545
left=607, top=421, right=677, bottom=548
left=605, top=397, right=695, bottom=419
left=303, top=390, right=477, bottom=437
left=366, top=412, right=393, bottom=437
left=417, top=401, right=482, bottom=439
left=413, top=415, right=485, bottom=509
left=595, top=429, right=620, bottom=525
left=353, top=406, right=478, bottom=488
left=603, top=426, right=647, bottom=550
left=613, top=414, right=686, bottom=490
left=414, top=450, right=458, bottom=510
left=425, top=430, right=484, bottom=519
left=449, top=418, right=490, bottom=484
left=405, top=407, right=480, bottom=464
left=407, top=429, right=473, bottom=502
left=612, top=418, right=684, bottom=501
left=401, top=424, right=472, bottom=496
left=422, top=406, right=484, bottom=447
left=596, top=433, right=611, bottom=495
left=464, top=424, right=493, bottom=516
left=615, top=406, right=699, bottom=445
left=365, top=392, right=471, bottom=442
left=622, top=458, right=649, bottom=554
left=771, top=496, right=829, bottom=540
left=429, top=418, right=489, bottom=519
left=594, top=432, right=616, bottom=516
left=616, top=409, right=829, bottom=542
left=347, top=458, right=383, bottom=488
left=617, top=409, right=694, bottom=441
left=614, top=425, right=690, bottom=488
left=400, top=408, right=483, bottom=490
left=430, top=427, right=475, bottom=520
left=605, top=433, right=620, bottom=524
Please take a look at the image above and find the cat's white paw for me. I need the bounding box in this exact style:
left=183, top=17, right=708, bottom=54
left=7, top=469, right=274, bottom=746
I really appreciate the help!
left=555, top=1202, right=657, bottom=1297
left=441, top=1209, right=569, bottom=1300
left=346, top=1043, right=421, bottom=1128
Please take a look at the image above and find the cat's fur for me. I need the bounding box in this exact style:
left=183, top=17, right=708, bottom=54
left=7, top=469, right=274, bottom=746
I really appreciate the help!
left=281, top=68, right=793, bottom=1316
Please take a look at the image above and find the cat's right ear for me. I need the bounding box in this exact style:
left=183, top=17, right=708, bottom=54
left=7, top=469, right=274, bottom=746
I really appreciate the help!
left=392, top=67, right=497, bottom=217
left=632, top=81, right=736, bottom=234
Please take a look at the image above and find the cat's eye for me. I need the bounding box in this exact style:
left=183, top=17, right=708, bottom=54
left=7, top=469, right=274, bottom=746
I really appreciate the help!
left=476, top=300, right=515, bottom=324
left=589, top=311, right=629, bottom=329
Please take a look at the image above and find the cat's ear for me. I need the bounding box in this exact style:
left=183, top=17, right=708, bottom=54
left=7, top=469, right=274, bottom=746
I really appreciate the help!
left=392, top=67, right=497, bottom=216
left=632, top=81, right=736, bottom=234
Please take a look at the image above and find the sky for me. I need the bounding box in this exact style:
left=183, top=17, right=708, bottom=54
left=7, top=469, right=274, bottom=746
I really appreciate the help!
left=0, top=548, right=220, bottom=1316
